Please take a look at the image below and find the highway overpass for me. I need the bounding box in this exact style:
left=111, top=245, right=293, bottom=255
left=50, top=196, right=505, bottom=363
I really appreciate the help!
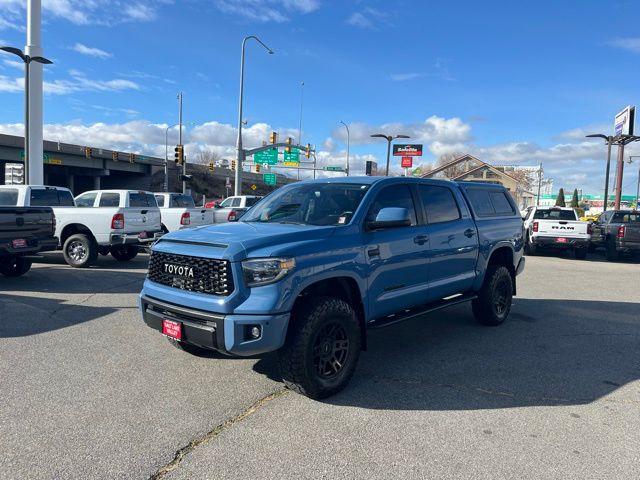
left=0, top=134, right=165, bottom=195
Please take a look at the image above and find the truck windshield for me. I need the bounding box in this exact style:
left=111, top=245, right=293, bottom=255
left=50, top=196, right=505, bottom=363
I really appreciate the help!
left=242, top=183, right=370, bottom=226
left=533, top=209, right=576, bottom=221
left=0, top=189, right=18, bottom=206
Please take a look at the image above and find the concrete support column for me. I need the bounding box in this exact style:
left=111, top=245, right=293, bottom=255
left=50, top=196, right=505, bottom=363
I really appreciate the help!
left=26, top=0, right=44, bottom=185
left=93, top=176, right=101, bottom=191
left=68, top=174, right=75, bottom=194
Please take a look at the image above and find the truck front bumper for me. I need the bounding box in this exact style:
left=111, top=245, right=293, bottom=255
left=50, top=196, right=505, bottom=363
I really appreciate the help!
left=109, top=230, right=164, bottom=246
left=531, top=236, right=589, bottom=249
left=139, top=294, right=289, bottom=356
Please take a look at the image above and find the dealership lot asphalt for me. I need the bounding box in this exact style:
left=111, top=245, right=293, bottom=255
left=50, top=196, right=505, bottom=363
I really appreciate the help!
left=1, top=252, right=639, bottom=479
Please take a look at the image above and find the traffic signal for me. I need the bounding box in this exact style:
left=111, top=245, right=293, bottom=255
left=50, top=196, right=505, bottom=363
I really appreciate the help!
left=129, top=153, right=136, bottom=164
left=174, top=145, right=184, bottom=165
left=231, top=159, right=236, bottom=171
left=84, top=147, right=92, bottom=158
left=112, top=151, right=118, bottom=161
left=255, top=163, right=261, bottom=173
left=285, top=137, right=292, bottom=154
left=208, top=162, right=215, bottom=172
left=305, top=143, right=311, bottom=158
left=269, top=131, right=278, bottom=144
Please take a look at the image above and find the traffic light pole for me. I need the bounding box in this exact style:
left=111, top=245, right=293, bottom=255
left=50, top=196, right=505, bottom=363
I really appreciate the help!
left=178, top=92, right=186, bottom=194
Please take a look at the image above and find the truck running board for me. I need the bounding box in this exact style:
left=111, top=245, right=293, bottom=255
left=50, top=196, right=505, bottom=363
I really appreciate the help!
left=368, top=293, right=477, bottom=329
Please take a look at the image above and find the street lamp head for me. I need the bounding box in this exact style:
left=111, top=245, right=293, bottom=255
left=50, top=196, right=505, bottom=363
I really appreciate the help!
left=31, top=56, right=53, bottom=65
left=0, top=46, right=26, bottom=61
left=395, top=134, right=410, bottom=139
left=370, top=133, right=388, bottom=139
left=585, top=134, right=609, bottom=140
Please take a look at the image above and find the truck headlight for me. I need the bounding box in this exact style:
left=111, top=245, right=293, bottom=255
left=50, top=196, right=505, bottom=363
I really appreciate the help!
left=242, top=258, right=296, bottom=287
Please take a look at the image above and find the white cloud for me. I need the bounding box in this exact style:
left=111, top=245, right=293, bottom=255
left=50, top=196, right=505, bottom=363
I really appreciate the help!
left=0, top=69, right=140, bottom=95
left=390, top=73, right=424, bottom=82
left=346, top=7, right=388, bottom=30
left=72, top=43, right=112, bottom=59
left=2, top=58, right=23, bottom=69
left=214, top=0, right=320, bottom=23
left=0, top=0, right=167, bottom=27
left=606, top=37, right=640, bottom=54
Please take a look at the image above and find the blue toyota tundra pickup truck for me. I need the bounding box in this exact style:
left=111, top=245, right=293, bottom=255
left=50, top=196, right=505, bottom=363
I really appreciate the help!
left=140, top=177, right=525, bottom=398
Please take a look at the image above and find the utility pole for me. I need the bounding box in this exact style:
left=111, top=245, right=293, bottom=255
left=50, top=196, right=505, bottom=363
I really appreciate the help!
left=297, top=81, right=304, bottom=180
left=177, top=92, right=185, bottom=194
left=340, top=121, right=350, bottom=176
left=586, top=134, right=615, bottom=212
left=26, top=0, right=43, bottom=185
left=536, top=162, right=543, bottom=206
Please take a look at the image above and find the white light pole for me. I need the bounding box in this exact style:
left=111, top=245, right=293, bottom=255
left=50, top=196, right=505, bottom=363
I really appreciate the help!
left=236, top=35, right=273, bottom=196
left=0, top=45, right=52, bottom=185
left=339, top=121, right=350, bottom=176
left=26, top=0, right=44, bottom=185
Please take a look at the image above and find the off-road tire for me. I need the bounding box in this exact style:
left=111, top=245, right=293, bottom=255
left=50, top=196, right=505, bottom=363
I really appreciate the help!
left=525, top=234, right=537, bottom=256
left=0, top=257, right=32, bottom=277
left=278, top=297, right=361, bottom=399
left=605, top=239, right=619, bottom=262
left=62, top=234, right=97, bottom=268
left=472, top=265, right=513, bottom=326
left=574, top=247, right=587, bottom=260
left=110, top=245, right=138, bottom=262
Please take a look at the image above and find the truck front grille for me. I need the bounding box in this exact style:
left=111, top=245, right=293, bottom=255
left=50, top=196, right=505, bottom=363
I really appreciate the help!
left=147, top=251, right=234, bottom=296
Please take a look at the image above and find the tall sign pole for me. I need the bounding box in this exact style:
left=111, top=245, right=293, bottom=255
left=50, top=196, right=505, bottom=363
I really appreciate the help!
left=26, top=0, right=44, bottom=185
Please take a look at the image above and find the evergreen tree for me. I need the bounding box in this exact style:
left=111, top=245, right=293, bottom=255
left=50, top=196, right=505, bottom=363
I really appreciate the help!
left=570, top=188, right=579, bottom=208
left=555, top=188, right=566, bottom=207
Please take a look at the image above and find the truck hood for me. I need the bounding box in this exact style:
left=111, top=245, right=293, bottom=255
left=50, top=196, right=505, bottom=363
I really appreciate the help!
left=154, top=221, right=337, bottom=261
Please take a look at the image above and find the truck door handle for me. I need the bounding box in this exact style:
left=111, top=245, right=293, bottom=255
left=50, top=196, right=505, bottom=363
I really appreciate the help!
left=413, top=235, right=428, bottom=245
left=141, top=210, right=149, bottom=214
left=464, top=229, right=476, bottom=238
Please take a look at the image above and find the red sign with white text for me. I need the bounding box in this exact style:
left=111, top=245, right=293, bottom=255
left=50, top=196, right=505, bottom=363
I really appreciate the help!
left=401, top=156, right=413, bottom=168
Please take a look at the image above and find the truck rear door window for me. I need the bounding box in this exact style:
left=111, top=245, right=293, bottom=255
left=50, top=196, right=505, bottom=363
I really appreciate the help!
left=30, top=188, right=74, bottom=206
left=129, top=193, right=156, bottom=207
left=489, top=191, right=516, bottom=215
left=100, top=193, right=121, bottom=207
left=155, top=195, right=165, bottom=207
left=419, top=185, right=461, bottom=223
left=0, top=189, right=18, bottom=206
left=533, top=209, right=576, bottom=221
left=612, top=212, right=640, bottom=223
left=170, top=195, right=195, bottom=208
left=465, top=188, right=495, bottom=217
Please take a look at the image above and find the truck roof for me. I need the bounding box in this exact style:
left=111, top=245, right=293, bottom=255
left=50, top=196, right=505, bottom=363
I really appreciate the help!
left=532, top=206, right=575, bottom=211
left=0, top=184, right=71, bottom=192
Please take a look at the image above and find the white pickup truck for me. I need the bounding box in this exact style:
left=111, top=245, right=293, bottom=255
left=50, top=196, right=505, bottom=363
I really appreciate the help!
left=0, top=185, right=163, bottom=267
left=212, top=195, right=262, bottom=223
left=154, top=192, right=215, bottom=232
left=522, top=206, right=590, bottom=259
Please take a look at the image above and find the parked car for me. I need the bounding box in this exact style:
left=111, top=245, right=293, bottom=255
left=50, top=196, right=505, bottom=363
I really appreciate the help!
left=0, top=185, right=163, bottom=267
left=154, top=192, right=215, bottom=233
left=139, top=177, right=525, bottom=399
left=212, top=195, right=262, bottom=222
left=0, top=203, right=57, bottom=277
left=589, top=210, right=640, bottom=261
left=204, top=199, right=223, bottom=209
left=522, top=206, right=590, bottom=259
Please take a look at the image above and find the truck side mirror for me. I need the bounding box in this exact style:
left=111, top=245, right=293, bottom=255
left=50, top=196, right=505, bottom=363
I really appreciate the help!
left=367, top=207, right=411, bottom=230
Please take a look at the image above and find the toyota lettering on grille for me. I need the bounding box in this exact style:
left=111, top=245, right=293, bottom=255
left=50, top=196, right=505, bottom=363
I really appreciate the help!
left=163, top=263, right=195, bottom=278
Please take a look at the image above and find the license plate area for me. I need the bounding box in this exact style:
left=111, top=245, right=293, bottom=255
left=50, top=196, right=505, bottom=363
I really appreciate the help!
left=162, top=319, right=182, bottom=340
left=556, top=237, right=568, bottom=243
left=11, top=238, right=28, bottom=249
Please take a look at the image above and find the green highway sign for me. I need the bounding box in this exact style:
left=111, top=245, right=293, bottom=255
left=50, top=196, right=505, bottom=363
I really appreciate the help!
left=20, top=151, right=50, bottom=162
left=324, top=166, right=345, bottom=172
left=263, top=173, right=277, bottom=186
left=283, top=148, right=300, bottom=164
left=254, top=148, right=278, bottom=165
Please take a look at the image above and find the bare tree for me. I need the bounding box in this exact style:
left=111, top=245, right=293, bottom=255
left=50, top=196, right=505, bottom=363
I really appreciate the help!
left=508, top=169, right=535, bottom=192
left=434, top=152, right=468, bottom=178
left=193, top=149, right=221, bottom=165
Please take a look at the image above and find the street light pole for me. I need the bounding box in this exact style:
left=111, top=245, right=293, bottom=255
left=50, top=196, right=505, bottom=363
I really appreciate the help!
left=0, top=45, right=52, bottom=185
left=340, top=121, right=350, bottom=176
left=370, top=133, right=410, bottom=176
left=586, top=134, right=614, bottom=212
left=236, top=35, right=274, bottom=196
left=536, top=163, right=543, bottom=206
left=297, top=81, right=304, bottom=180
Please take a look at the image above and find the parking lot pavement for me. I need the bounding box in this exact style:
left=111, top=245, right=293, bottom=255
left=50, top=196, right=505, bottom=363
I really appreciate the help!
left=1, top=252, right=639, bottom=479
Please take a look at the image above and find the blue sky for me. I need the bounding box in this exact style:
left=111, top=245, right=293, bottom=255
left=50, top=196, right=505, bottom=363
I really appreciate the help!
left=0, top=0, right=639, bottom=193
